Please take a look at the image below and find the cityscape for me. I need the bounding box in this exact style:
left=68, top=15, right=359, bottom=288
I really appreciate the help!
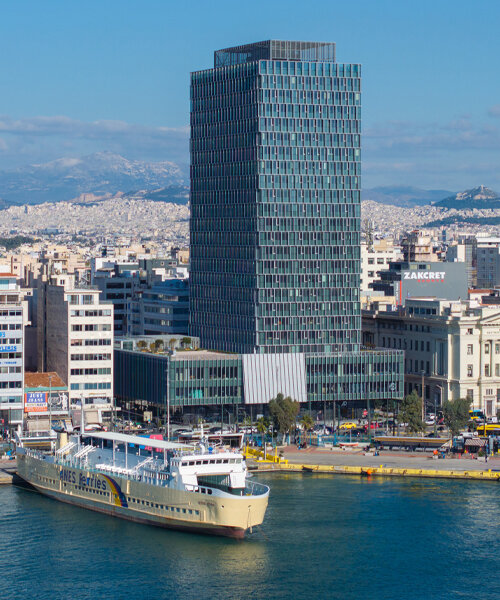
left=0, top=2, right=499, bottom=600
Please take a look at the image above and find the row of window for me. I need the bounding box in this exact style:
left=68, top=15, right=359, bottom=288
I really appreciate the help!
left=70, top=310, right=112, bottom=317
left=260, top=74, right=359, bottom=92
left=71, top=339, right=112, bottom=347
left=0, top=366, right=21, bottom=374
left=71, top=324, right=112, bottom=332
left=67, top=295, right=96, bottom=305
left=70, top=382, right=112, bottom=390
left=70, top=353, right=112, bottom=361
left=70, top=368, right=111, bottom=376
left=260, top=60, right=359, bottom=78
left=0, top=381, right=21, bottom=388
left=0, top=323, right=22, bottom=330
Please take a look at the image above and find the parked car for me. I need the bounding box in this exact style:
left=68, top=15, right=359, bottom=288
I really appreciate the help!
left=339, top=421, right=358, bottom=430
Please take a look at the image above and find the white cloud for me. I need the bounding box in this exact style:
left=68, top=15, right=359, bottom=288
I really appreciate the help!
left=488, top=105, right=500, bottom=117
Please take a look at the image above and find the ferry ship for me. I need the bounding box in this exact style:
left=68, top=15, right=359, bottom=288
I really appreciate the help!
left=15, top=430, right=269, bottom=538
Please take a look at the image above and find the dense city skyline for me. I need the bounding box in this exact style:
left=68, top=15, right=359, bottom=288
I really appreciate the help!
left=1, top=1, right=500, bottom=189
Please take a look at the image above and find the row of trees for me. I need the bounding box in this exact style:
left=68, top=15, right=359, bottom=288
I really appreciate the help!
left=263, top=391, right=473, bottom=442
left=399, top=391, right=471, bottom=436
left=136, top=337, right=193, bottom=353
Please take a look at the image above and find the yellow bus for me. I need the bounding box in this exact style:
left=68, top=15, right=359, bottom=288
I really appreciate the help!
left=476, top=424, right=500, bottom=437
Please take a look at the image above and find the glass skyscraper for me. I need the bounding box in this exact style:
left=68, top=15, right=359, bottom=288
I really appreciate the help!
left=190, top=41, right=361, bottom=355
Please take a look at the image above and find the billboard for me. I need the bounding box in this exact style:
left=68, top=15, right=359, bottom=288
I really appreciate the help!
left=25, top=391, right=48, bottom=413
left=395, top=263, right=468, bottom=306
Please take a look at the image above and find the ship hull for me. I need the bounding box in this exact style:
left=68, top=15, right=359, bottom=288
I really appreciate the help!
left=16, top=451, right=267, bottom=539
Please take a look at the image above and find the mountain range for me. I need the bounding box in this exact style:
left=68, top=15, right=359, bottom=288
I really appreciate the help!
left=0, top=152, right=497, bottom=213
left=362, top=186, right=453, bottom=207
left=0, top=151, right=188, bottom=207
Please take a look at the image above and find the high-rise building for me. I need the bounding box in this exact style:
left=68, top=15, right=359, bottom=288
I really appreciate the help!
left=190, top=40, right=361, bottom=354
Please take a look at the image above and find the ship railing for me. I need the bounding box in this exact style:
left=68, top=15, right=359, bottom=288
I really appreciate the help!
left=55, top=442, right=76, bottom=456
left=133, top=456, right=154, bottom=472
left=244, top=480, right=270, bottom=496
left=73, top=445, right=96, bottom=460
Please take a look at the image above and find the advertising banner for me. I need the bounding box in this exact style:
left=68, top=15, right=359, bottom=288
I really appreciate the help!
left=25, top=391, right=48, bottom=413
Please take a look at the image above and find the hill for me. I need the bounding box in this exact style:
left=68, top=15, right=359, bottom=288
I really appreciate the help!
left=433, top=185, right=500, bottom=209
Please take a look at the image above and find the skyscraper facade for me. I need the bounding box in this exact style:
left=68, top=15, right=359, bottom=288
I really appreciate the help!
left=190, top=40, right=361, bottom=354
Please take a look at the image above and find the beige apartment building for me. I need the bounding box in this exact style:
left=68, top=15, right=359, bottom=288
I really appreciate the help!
left=363, top=297, right=500, bottom=417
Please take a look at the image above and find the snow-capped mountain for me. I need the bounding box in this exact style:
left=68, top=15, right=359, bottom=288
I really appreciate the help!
left=0, top=151, right=187, bottom=207
left=434, top=185, right=500, bottom=209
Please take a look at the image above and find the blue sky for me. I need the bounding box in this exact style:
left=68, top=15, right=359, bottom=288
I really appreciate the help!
left=1, top=0, right=499, bottom=190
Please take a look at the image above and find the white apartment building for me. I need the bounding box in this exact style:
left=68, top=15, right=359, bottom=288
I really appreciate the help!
left=0, top=272, right=28, bottom=433
left=362, top=297, right=500, bottom=417
left=361, top=239, right=402, bottom=293
left=38, top=274, right=114, bottom=424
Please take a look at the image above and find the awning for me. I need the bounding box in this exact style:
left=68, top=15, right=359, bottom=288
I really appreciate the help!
left=465, top=438, right=486, bottom=447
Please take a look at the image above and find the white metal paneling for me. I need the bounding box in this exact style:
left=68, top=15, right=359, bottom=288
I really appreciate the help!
left=242, top=353, right=307, bottom=404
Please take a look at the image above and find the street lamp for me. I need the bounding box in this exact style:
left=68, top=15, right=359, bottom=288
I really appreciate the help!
left=165, top=354, right=170, bottom=441
left=48, top=374, right=53, bottom=437
left=435, top=384, right=443, bottom=436
left=420, top=370, right=425, bottom=427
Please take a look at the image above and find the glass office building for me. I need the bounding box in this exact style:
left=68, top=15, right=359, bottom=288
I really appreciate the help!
left=190, top=40, right=361, bottom=354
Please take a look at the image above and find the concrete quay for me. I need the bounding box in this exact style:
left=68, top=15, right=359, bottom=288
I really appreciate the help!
left=250, top=447, right=500, bottom=481
left=0, top=459, right=16, bottom=484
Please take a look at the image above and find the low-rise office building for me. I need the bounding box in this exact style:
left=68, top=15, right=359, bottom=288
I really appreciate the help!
left=114, top=340, right=404, bottom=420
left=363, top=297, right=500, bottom=417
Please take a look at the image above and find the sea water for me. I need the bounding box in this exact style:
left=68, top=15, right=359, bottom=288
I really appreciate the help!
left=1, top=474, right=499, bottom=600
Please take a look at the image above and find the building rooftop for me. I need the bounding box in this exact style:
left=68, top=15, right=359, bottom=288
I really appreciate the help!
left=25, top=372, right=66, bottom=389
left=214, top=40, right=336, bottom=67
left=171, top=350, right=238, bottom=361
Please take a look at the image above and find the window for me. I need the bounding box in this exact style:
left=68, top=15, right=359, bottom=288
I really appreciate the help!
left=467, top=344, right=473, bottom=355
left=496, top=364, right=500, bottom=377
left=467, top=365, right=473, bottom=377
left=496, top=343, right=500, bottom=355
left=466, top=389, right=474, bottom=401
left=485, top=344, right=490, bottom=354
left=467, top=328, right=473, bottom=335
left=485, top=365, right=490, bottom=377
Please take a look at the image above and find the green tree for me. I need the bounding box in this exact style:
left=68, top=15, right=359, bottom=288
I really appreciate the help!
left=399, top=391, right=424, bottom=434
left=443, top=397, right=472, bottom=436
left=136, top=340, right=147, bottom=351
left=300, top=413, right=314, bottom=432
left=256, top=416, right=270, bottom=435
left=154, top=339, right=164, bottom=351
left=181, top=336, right=192, bottom=349
left=269, top=393, right=300, bottom=441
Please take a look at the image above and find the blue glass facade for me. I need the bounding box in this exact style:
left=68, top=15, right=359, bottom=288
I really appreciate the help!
left=190, top=41, right=361, bottom=354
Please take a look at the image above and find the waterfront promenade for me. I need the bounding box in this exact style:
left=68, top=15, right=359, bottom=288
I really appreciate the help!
left=281, top=446, right=499, bottom=471
left=247, top=445, right=500, bottom=481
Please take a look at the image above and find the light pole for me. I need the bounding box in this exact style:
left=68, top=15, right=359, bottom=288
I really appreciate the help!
left=165, top=355, right=170, bottom=441
left=48, top=374, right=53, bottom=436
left=420, top=370, right=425, bottom=429
left=435, top=384, right=442, bottom=437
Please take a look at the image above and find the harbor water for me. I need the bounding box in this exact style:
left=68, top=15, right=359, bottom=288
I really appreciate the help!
left=1, top=473, right=499, bottom=600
